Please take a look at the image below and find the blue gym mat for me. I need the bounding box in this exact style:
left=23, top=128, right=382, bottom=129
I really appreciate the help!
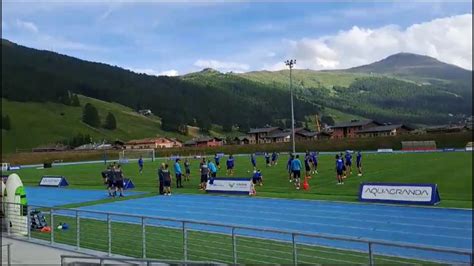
left=25, top=187, right=144, bottom=207
left=63, top=194, right=472, bottom=263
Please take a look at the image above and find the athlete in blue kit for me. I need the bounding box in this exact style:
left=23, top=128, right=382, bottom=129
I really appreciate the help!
left=250, top=153, right=257, bottom=170
left=311, top=152, right=318, bottom=175
left=265, top=152, right=271, bottom=167
left=356, top=151, right=363, bottom=176
left=345, top=151, right=353, bottom=177
left=214, top=154, right=221, bottom=169
left=226, top=155, right=235, bottom=176
left=335, top=155, right=344, bottom=185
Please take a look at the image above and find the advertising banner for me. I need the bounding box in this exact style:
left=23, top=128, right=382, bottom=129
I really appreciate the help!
left=359, top=182, right=440, bottom=205
left=206, top=178, right=252, bottom=195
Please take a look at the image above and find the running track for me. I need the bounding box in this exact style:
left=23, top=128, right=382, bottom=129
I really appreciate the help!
left=54, top=194, right=473, bottom=263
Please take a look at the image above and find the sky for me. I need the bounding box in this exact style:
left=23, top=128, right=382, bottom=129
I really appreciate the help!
left=1, top=1, right=472, bottom=76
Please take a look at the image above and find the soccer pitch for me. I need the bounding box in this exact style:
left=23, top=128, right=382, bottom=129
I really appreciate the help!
left=16, top=151, right=472, bottom=208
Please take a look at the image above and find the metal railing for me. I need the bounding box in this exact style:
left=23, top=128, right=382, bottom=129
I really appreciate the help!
left=3, top=202, right=473, bottom=265
left=1, top=244, right=12, bottom=266
left=60, top=255, right=219, bottom=265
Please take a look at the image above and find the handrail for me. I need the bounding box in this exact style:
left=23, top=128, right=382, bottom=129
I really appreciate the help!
left=60, top=254, right=219, bottom=265
left=17, top=202, right=472, bottom=257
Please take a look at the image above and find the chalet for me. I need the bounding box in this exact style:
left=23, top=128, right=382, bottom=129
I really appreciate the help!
left=294, top=128, right=318, bottom=141
left=356, top=124, right=413, bottom=138
left=184, top=137, right=224, bottom=147
left=234, top=136, right=251, bottom=145
left=330, top=120, right=382, bottom=139
left=264, top=131, right=291, bottom=143
left=247, top=127, right=283, bottom=144
left=316, top=131, right=332, bottom=140
left=125, top=137, right=182, bottom=149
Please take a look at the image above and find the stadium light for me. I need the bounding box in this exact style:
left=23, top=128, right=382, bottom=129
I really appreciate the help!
left=285, top=59, right=296, bottom=154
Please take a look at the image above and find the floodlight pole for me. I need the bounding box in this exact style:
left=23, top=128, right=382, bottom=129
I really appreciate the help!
left=285, top=59, right=296, bottom=154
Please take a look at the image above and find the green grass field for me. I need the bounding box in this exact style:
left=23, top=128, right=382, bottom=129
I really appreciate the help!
left=15, top=151, right=473, bottom=209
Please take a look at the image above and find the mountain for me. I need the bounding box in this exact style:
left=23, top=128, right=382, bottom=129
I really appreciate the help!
left=347, top=52, right=472, bottom=84
left=2, top=39, right=472, bottom=153
left=1, top=39, right=320, bottom=134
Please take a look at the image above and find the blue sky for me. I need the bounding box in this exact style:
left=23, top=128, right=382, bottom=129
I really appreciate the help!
left=2, top=1, right=472, bottom=75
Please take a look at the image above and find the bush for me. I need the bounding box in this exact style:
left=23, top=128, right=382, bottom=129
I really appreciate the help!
left=82, top=103, right=100, bottom=127
left=103, top=112, right=117, bottom=130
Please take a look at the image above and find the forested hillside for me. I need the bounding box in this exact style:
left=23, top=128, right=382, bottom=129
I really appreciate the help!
left=1, top=39, right=320, bottom=133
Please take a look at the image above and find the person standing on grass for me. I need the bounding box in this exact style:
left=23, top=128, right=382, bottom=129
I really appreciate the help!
left=264, top=152, right=271, bottom=167
left=174, top=158, right=183, bottom=188
left=138, top=156, right=144, bottom=174
left=287, top=154, right=294, bottom=182
left=250, top=153, right=257, bottom=170
left=271, top=152, right=278, bottom=166
left=200, top=158, right=210, bottom=190
left=115, top=165, right=125, bottom=197
left=336, top=155, right=344, bottom=185
left=208, top=159, right=217, bottom=180
left=106, top=165, right=115, bottom=197
left=345, top=151, right=353, bottom=177
left=356, top=151, right=363, bottom=176
left=291, top=154, right=303, bottom=190
left=163, top=164, right=172, bottom=196
left=304, top=152, right=313, bottom=179
left=214, top=154, right=221, bottom=169
left=158, top=163, right=165, bottom=195
left=311, top=152, right=318, bottom=175
left=252, top=169, right=263, bottom=186
left=184, top=158, right=191, bottom=181
left=226, top=155, right=235, bottom=176
left=340, top=152, right=347, bottom=179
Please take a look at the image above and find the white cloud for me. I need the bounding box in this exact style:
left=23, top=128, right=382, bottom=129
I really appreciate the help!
left=158, top=69, right=179, bottom=76
left=130, top=68, right=179, bottom=77
left=271, top=14, right=472, bottom=71
left=194, top=59, right=249, bottom=72
left=16, top=19, right=38, bottom=33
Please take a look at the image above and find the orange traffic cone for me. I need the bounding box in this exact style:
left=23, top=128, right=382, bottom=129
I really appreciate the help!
left=303, top=177, right=310, bottom=191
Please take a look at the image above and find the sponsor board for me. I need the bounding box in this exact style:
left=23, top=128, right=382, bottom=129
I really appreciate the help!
left=8, top=165, right=21, bottom=170
left=206, top=178, right=252, bottom=194
left=39, top=176, right=69, bottom=187
left=466, top=147, right=473, bottom=152
left=443, top=148, right=456, bottom=152
left=377, top=149, right=393, bottom=153
left=359, top=182, right=440, bottom=205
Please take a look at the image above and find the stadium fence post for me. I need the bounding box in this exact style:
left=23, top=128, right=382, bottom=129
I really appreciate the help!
left=50, top=208, right=55, bottom=245
left=76, top=211, right=80, bottom=250
left=232, top=227, right=237, bottom=265
left=26, top=205, right=31, bottom=240
left=142, top=217, right=146, bottom=259
left=7, top=243, right=11, bottom=266
left=182, top=221, right=188, bottom=262
left=368, top=242, right=374, bottom=266
left=107, top=214, right=111, bottom=256
left=292, top=233, right=297, bottom=266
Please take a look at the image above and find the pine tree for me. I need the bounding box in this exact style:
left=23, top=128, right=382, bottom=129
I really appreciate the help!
left=82, top=103, right=100, bottom=127
left=104, top=112, right=117, bottom=130
left=71, top=94, right=81, bottom=106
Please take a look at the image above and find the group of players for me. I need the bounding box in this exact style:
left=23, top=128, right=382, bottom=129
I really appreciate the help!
left=105, top=150, right=364, bottom=196
left=101, top=162, right=126, bottom=197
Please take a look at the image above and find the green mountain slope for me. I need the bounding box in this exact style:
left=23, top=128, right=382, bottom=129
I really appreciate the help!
left=1, top=95, right=189, bottom=154
left=1, top=39, right=320, bottom=133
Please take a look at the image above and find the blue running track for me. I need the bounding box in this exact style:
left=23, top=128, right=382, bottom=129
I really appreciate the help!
left=58, top=194, right=472, bottom=263
left=25, top=187, right=144, bottom=207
